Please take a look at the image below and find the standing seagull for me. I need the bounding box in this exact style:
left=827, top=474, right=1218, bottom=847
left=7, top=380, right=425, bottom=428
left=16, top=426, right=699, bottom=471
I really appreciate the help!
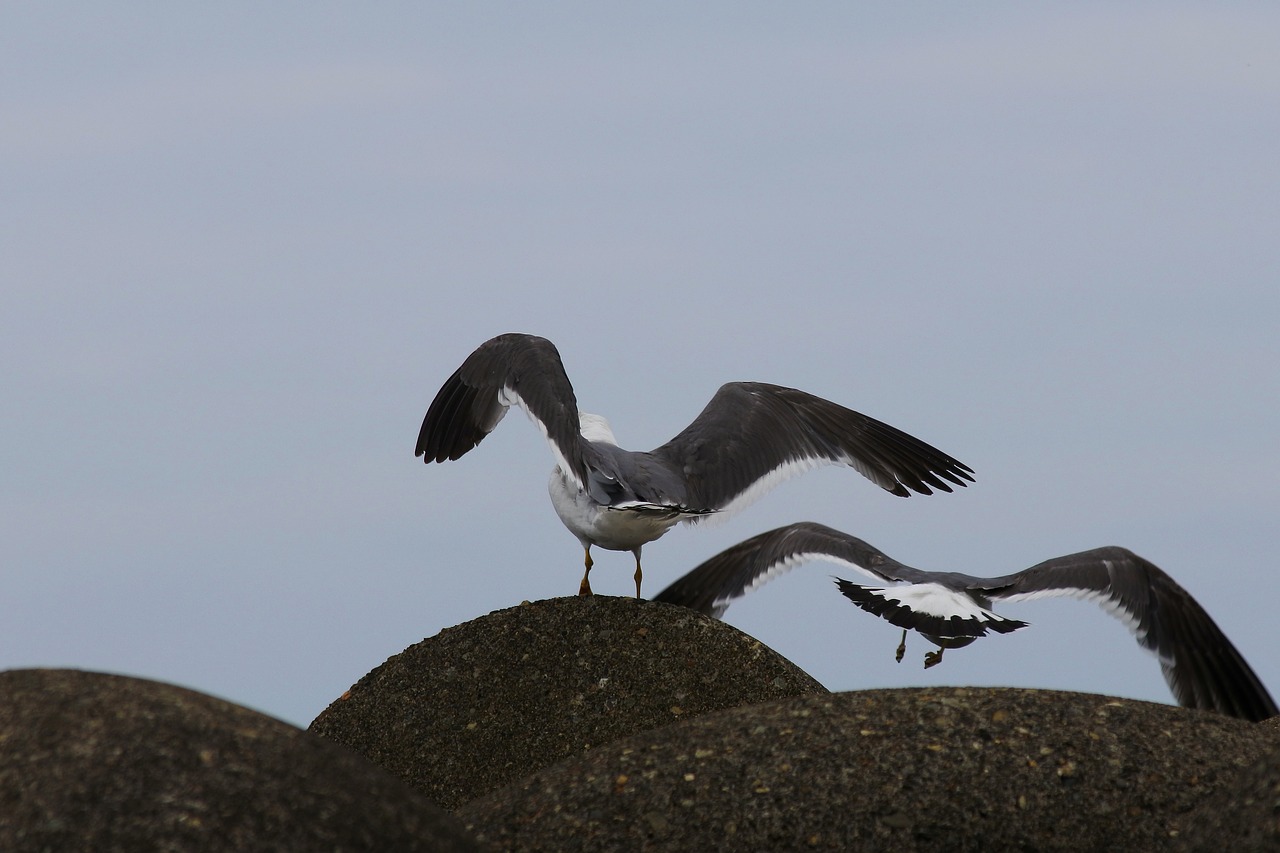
left=653, top=522, right=1277, bottom=721
left=415, top=334, right=974, bottom=598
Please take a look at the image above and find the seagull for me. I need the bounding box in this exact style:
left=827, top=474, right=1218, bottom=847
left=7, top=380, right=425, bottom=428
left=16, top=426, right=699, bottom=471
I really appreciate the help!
left=415, top=334, right=974, bottom=598
left=653, top=521, right=1278, bottom=721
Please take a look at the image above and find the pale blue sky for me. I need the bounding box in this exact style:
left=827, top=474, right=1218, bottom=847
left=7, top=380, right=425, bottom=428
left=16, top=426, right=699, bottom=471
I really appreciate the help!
left=4, top=5, right=1278, bottom=726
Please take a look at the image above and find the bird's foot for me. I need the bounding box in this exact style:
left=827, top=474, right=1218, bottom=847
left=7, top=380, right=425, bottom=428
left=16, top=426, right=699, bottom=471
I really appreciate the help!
left=578, top=577, right=593, bottom=596
left=895, top=629, right=907, bottom=663
left=923, top=649, right=944, bottom=669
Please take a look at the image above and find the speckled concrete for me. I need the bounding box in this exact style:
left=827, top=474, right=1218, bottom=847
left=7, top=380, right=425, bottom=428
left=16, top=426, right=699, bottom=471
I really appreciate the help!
left=1174, top=733, right=1280, bottom=849
left=15, top=593, right=1272, bottom=851
left=0, top=669, right=482, bottom=852
left=309, top=595, right=827, bottom=809
left=459, top=687, right=1277, bottom=851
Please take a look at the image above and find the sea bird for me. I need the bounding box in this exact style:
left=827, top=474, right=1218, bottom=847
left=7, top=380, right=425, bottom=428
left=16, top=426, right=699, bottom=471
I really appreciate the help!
left=653, top=521, right=1277, bottom=721
left=416, top=334, right=973, bottom=598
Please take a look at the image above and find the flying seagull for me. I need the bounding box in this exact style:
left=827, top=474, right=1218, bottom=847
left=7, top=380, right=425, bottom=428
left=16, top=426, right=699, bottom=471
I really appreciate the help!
left=653, top=521, right=1277, bottom=721
left=415, top=334, right=974, bottom=598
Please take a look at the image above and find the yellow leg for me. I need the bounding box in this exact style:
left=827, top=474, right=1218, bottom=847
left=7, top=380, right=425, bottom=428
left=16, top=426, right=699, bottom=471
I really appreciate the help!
left=632, top=553, right=643, bottom=600
left=895, top=629, right=907, bottom=663
left=923, top=648, right=944, bottom=669
left=578, top=548, right=594, bottom=596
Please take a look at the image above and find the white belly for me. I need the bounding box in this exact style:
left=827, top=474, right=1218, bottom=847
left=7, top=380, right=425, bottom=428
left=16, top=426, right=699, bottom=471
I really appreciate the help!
left=548, top=472, right=684, bottom=552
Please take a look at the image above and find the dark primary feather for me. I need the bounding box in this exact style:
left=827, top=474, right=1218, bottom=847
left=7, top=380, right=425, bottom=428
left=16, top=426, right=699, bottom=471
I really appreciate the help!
left=652, top=521, right=967, bottom=616
left=979, top=546, right=1279, bottom=722
left=653, top=523, right=1277, bottom=721
left=415, top=333, right=591, bottom=488
left=651, top=383, right=974, bottom=508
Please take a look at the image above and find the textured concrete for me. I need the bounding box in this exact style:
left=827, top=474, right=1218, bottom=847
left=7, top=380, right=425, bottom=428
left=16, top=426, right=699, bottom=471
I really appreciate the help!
left=309, top=595, right=828, bottom=809
left=458, top=687, right=1276, bottom=852
left=22, top=589, right=1270, bottom=851
left=1175, top=733, right=1280, bottom=849
left=0, top=669, right=482, bottom=852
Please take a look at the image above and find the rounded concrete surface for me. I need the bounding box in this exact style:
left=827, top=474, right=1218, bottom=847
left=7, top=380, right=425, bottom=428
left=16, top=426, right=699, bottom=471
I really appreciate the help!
left=0, top=669, right=481, bottom=852
left=459, top=687, right=1276, bottom=852
left=1174, top=733, right=1280, bottom=849
left=309, top=595, right=827, bottom=809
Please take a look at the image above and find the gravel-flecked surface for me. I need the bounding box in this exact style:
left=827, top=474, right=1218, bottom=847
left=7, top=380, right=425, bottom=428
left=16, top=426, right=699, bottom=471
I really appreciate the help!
left=0, top=668, right=482, bottom=852
left=1174, top=733, right=1280, bottom=849
left=309, top=595, right=827, bottom=809
left=459, top=687, right=1277, bottom=852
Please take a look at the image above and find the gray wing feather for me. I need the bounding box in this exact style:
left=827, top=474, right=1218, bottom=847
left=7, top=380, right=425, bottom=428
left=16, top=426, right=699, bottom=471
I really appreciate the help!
left=415, top=333, right=591, bottom=488
left=653, top=522, right=924, bottom=617
left=972, top=546, right=1276, bottom=721
left=650, top=383, right=973, bottom=510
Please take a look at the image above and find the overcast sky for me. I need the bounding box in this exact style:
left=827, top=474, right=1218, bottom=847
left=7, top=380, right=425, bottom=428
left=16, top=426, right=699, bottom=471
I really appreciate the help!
left=4, top=5, right=1278, bottom=728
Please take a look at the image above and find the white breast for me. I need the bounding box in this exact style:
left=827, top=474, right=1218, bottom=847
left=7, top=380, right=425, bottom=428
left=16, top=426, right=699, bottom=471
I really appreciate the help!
left=548, top=471, right=683, bottom=551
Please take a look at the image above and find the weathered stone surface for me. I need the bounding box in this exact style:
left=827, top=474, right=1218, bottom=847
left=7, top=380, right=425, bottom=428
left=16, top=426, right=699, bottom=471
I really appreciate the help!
left=459, top=687, right=1275, bottom=852
left=1175, top=735, right=1280, bottom=849
left=0, top=669, right=481, bottom=852
left=309, top=596, right=827, bottom=809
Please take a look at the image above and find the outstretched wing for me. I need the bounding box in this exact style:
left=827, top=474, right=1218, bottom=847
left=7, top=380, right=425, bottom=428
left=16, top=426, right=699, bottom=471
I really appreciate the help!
left=653, top=521, right=934, bottom=618
left=415, top=333, right=591, bottom=490
left=981, top=546, right=1277, bottom=721
left=650, top=382, right=973, bottom=515
left=657, top=525, right=1277, bottom=722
